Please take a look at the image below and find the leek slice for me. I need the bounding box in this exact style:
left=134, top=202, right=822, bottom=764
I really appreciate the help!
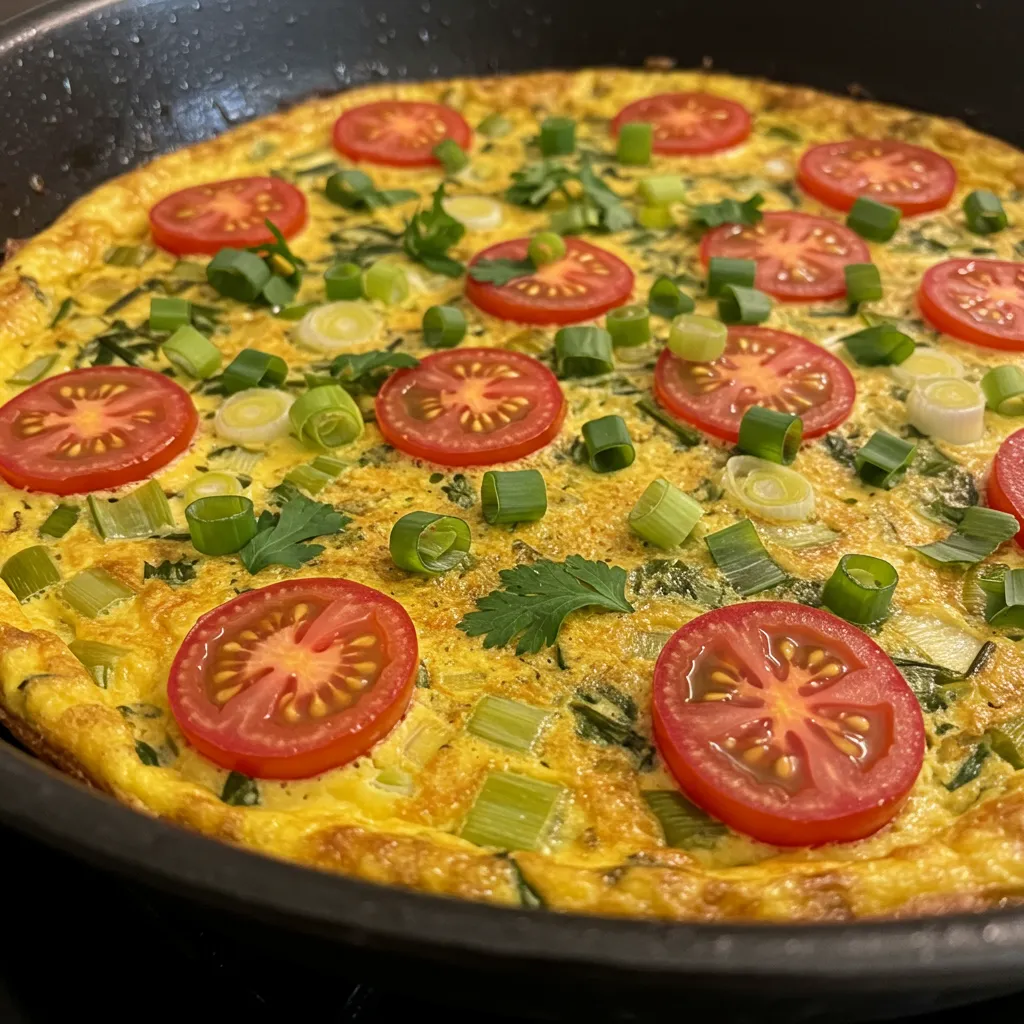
left=62, top=567, right=134, bottom=617
left=69, top=639, right=128, bottom=688
left=184, top=472, right=243, bottom=505
left=891, top=611, right=982, bottom=676
left=443, top=195, right=504, bottom=230
left=644, top=790, right=727, bottom=849
left=907, top=378, right=985, bottom=445
left=295, top=301, right=381, bottom=354
left=724, top=456, right=815, bottom=522
left=467, top=695, right=549, bottom=752
left=460, top=771, right=564, bottom=851
left=88, top=480, right=174, bottom=540
left=891, top=349, right=964, bottom=388
left=214, top=389, right=294, bottom=444
left=1, top=546, right=61, bottom=602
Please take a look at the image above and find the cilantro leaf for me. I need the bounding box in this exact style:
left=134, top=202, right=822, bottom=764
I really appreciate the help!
left=690, top=193, right=765, bottom=230
left=239, top=494, right=349, bottom=574
left=329, top=350, right=419, bottom=395
left=457, top=555, right=634, bottom=654
left=468, top=256, right=536, bottom=285
left=506, top=161, right=575, bottom=207
left=403, top=184, right=466, bottom=278
left=143, top=559, right=198, bottom=586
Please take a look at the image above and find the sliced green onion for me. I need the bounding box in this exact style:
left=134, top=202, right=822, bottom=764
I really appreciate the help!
left=363, top=261, right=410, bottom=305
left=989, top=715, right=1024, bottom=769
left=460, top=770, right=563, bottom=850
left=527, top=231, right=565, bottom=267
left=717, top=284, right=771, bottom=325
left=297, top=301, right=381, bottom=354
left=172, top=259, right=207, bottom=282
left=283, top=461, right=337, bottom=496
left=606, top=304, right=651, bottom=348
left=846, top=196, right=901, bottom=242
left=628, top=477, right=703, bottom=549
left=638, top=175, right=686, bottom=206
left=478, top=112, right=513, bottom=137
left=667, top=313, right=727, bottom=363
left=982, top=365, right=1024, bottom=414
left=69, top=639, right=128, bottom=688
left=914, top=506, right=1019, bottom=565
left=635, top=395, right=702, bottom=448
left=548, top=203, right=598, bottom=235
left=539, top=116, right=575, bottom=156
left=163, top=325, right=222, bottom=379
left=88, top=480, right=174, bottom=540
left=262, top=274, right=297, bottom=311
left=467, top=696, right=548, bottom=752
left=50, top=297, right=76, bottom=327
left=222, top=349, right=288, bottom=394
left=290, top=385, right=364, bottom=450
left=481, top=469, right=547, bottom=525
left=891, top=348, right=964, bottom=387
left=989, top=568, right=1024, bottom=629
left=324, top=168, right=375, bottom=208
left=1, top=546, right=61, bottom=602
left=649, top=276, right=695, bottom=319
left=707, top=257, right=755, bottom=298
left=616, top=122, right=653, bottom=166
left=855, top=431, right=917, bottom=489
left=422, top=305, right=467, bottom=349
left=964, top=190, right=1007, bottom=235
left=724, top=456, right=815, bottom=522
left=907, top=377, right=985, bottom=444
left=554, top=326, right=614, bottom=377
left=705, top=519, right=786, bottom=596
left=433, top=137, right=469, bottom=175
left=844, top=263, right=883, bottom=304
left=214, top=388, right=294, bottom=445
left=643, top=790, right=727, bottom=849
left=39, top=504, right=79, bottom=539
left=206, top=248, right=272, bottom=302
left=8, top=353, right=58, bottom=385
left=582, top=415, right=635, bottom=473
left=443, top=194, right=505, bottom=230
left=104, top=245, right=152, bottom=267
left=149, top=296, right=192, bottom=332
left=390, top=510, right=471, bottom=575
left=186, top=495, right=258, bottom=555
left=841, top=325, right=915, bottom=366
left=637, top=205, right=673, bottom=229
left=324, top=262, right=363, bottom=300
left=62, top=567, right=133, bottom=617
left=737, top=406, right=802, bottom=465
left=184, top=471, right=242, bottom=505
left=823, top=553, right=898, bottom=625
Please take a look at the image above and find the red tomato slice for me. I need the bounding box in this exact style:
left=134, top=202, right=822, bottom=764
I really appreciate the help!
left=148, top=177, right=307, bottom=256
left=465, top=238, right=634, bottom=325
left=168, top=578, right=418, bottom=780
left=653, top=602, right=925, bottom=846
left=798, top=140, right=957, bottom=215
left=375, top=348, right=565, bottom=466
left=611, top=92, right=751, bottom=155
left=0, top=367, right=198, bottom=495
left=918, top=258, right=1024, bottom=351
left=700, top=212, right=870, bottom=301
left=332, top=100, right=472, bottom=167
left=653, top=326, right=855, bottom=442
left=988, top=429, right=1024, bottom=545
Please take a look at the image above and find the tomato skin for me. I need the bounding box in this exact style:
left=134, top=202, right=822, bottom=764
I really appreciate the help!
left=798, top=140, right=957, bottom=215
left=465, top=237, right=634, bottom=325
left=988, top=429, right=1024, bottom=545
left=611, top=92, right=751, bottom=155
left=149, top=176, right=307, bottom=256
left=168, top=578, right=418, bottom=780
left=333, top=100, right=472, bottom=167
left=375, top=348, right=566, bottom=466
left=0, top=367, right=198, bottom=495
left=653, top=602, right=925, bottom=847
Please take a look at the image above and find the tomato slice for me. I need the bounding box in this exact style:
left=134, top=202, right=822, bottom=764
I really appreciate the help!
left=375, top=348, right=565, bottom=466
left=700, top=212, right=870, bottom=301
left=465, top=238, right=634, bottom=325
left=0, top=367, right=198, bottom=495
left=918, top=258, right=1024, bottom=351
left=653, top=602, right=925, bottom=847
left=653, top=326, right=855, bottom=442
left=332, top=100, right=472, bottom=167
left=611, top=92, right=751, bottom=155
left=168, top=578, right=418, bottom=780
left=988, top=429, right=1024, bottom=545
left=148, top=177, right=307, bottom=256
left=798, top=140, right=957, bottom=215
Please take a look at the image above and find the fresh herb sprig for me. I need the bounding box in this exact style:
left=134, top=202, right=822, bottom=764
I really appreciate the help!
left=690, top=193, right=765, bottom=230
left=402, top=184, right=466, bottom=277
left=240, top=494, right=349, bottom=574
left=326, top=350, right=419, bottom=396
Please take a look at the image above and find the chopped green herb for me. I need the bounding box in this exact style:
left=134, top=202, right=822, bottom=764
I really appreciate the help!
left=690, top=193, right=764, bottom=230
left=143, top=559, right=198, bottom=586
left=328, top=350, right=419, bottom=395
left=945, top=743, right=990, bottom=791
left=239, top=495, right=349, bottom=574
left=402, top=183, right=466, bottom=278
left=221, top=771, right=260, bottom=806
left=468, top=256, right=536, bottom=285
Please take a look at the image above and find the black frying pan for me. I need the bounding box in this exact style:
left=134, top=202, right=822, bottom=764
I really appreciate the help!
left=3, top=1, right=1024, bottom=1019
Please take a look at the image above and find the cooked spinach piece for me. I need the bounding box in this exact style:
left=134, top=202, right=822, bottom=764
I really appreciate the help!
left=821, top=432, right=859, bottom=468
left=635, top=396, right=702, bottom=448
left=629, top=559, right=729, bottom=609
left=571, top=684, right=653, bottom=768
left=221, top=771, right=261, bottom=806
left=135, top=741, right=160, bottom=767
left=144, top=559, right=198, bottom=586
left=945, top=744, right=990, bottom=791
left=507, top=856, right=545, bottom=908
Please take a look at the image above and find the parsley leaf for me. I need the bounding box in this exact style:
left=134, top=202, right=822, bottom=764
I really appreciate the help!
left=441, top=473, right=476, bottom=509
left=577, top=154, right=633, bottom=232
left=458, top=555, right=634, bottom=654
left=239, top=494, right=349, bottom=574
left=329, top=350, right=419, bottom=395
left=505, top=156, right=632, bottom=232
left=506, top=161, right=575, bottom=207
left=690, top=193, right=765, bottom=230
left=402, top=183, right=466, bottom=278
left=468, top=256, right=536, bottom=285
left=143, top=559, right=198, bottom=586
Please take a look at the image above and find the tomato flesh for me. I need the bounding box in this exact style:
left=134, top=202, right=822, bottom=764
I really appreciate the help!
left=168, top=578, right=418, bottom=779
left=375, top=348, right=565, bottom=466
left=149, top=176, right=307, bottom=256
left=653, top=326, right=855, bottom=442
left=332, top=100, right=472, bottom=167
left=465, top=237, right=634, bottom=325
left=798, top=140, right=957, bottom=215
left=0, top=367, right=198, bottom=495
left=988, top=429, right=1024, bottom=545
left=653, top=602, right=925, bottom=846
left=611, top=92, right=751, bottom=155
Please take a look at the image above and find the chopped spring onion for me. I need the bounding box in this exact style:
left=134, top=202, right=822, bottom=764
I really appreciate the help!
left=39, top=504, right=79, bottom=539
left=737, top=406, right=802, bottom=465
left=460, top=770, right=563, bottom=850
left=717, top=284, right=771, bottom=325
left=844, top=263, right=883, bottom=305
left=363, top=261, right=410, bottom=305
left=390, top=511, right=471, bottom=575
left=8, top=353, right=58, bottom=385
left=724, top=456, right=815, bottom=522
left=467, top=695, right=549, bottom=752
left=988, top=568, right=1024, bottom=629
left=989, top=715, right=1024, bottom=769
left=891, top=348, right=964, bottom=387
left=616, top=121, right=653, bottom=165
left=284, top=455, right=345, bottom=496
left=892, top=611, right=983, bottom=676
left=582, top=415, right=635, bottom=473
left=841, top=324, right=915, bottom=366
left=1, top=545, right=61, bottom=602
left=982, top=365, right=1024, bottom=415
left=649, top=275, right=695, bottom=319
left=290, top=385, right=364, bottom=450
left=539, top=116, right=575, bottom=156
left=433, top=137, right=469, bottom=175
left=643, top=790, right=727, bottom=849
left=185, top=495, right=258, bottom=555
left=705, top=519, right=786, bottom=596
left=854, top=431, right=917, bottom=489
left=104, top=245, right=152, bottom=267
left=214, top=388, right=294, bottom=445
left=628, top=477, right=703, bottom=548
left=481, top=469, right=547, bottom=525
left=206, top=248, right=272, bottom=302
left=163, top=325, right=222, bottom=379
left=184, top=471, right=242, bottom=505
left=223, top=349, right=288, bottom=394
left=149, top=296, right=192, bottom=333
left=606, top=304, right=651, bottom=348
left=261, top=275, right=298, bottom=310
left=638, top=175, right=686, bottom=206
left=324, top=168, right=375, bottom=208
left=637, top=205, right=673, bottom=229
left=443, top=194, right=504, bottom=230
left=88, top=480, right=174, bottom=540
left=914, top=506, right=1019, bottom=565
left=846, top=196, right=901, bottom=242
left=324, top=262, right=363, bottom=300
left=527, top=231, right=565, bottom=267
left=707, top=257, right=755, bottom=298
left=422, top=304, right=467, bottom=349
left=62, top=567, right=133, bottom=617
left=907, top=377, right=986, bottom=445
left=667, top=313, right=727, bottom=362
left=69, top=639, right=128, bottom=688
left=297, top=301, right=381, bottom=354
left=548, top=203, right=598, bottom=235
left=478, top=112, right=513, bottom=137
left=822, top=553, right=898, bottom=625
left=555, top=326, right=615, bottom=377
left=964, top=190, right=1007, bottom=235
